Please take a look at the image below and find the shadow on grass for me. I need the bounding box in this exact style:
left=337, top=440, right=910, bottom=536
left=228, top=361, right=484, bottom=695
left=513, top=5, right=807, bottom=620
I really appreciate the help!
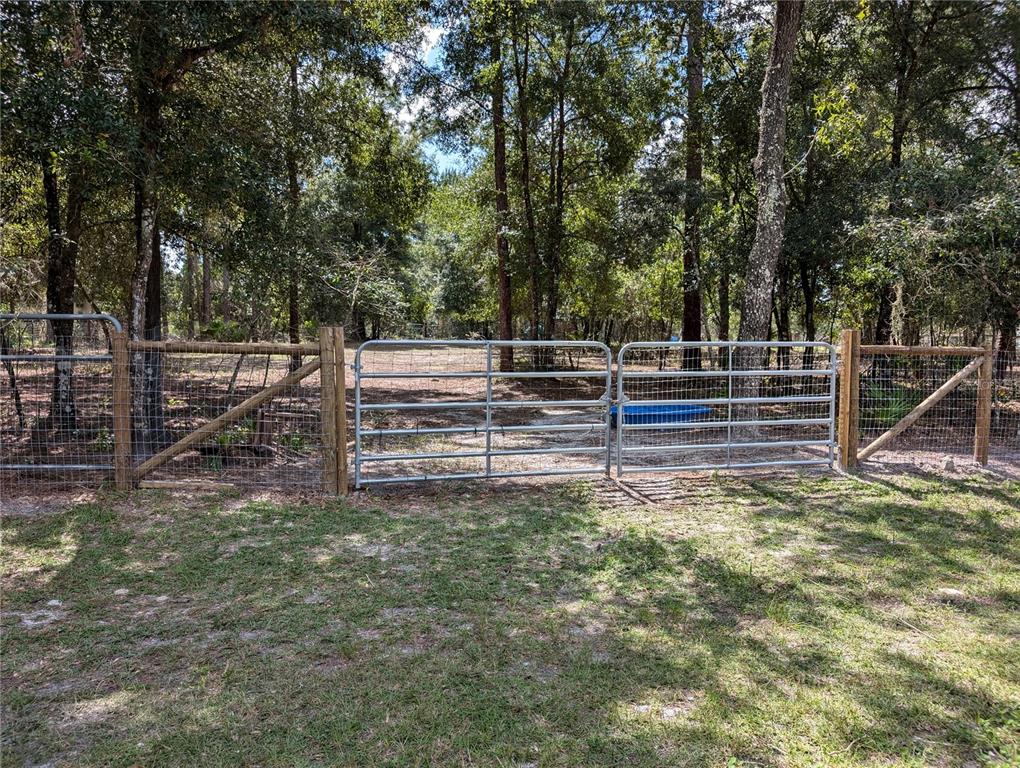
left=2, top=476, right=1018, bottom=766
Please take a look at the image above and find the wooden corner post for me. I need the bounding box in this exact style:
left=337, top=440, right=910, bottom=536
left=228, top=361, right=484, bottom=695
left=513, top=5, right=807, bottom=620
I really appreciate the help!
left=838, top=329, right=861, bottom=470
left=334, top=327, right=349, bottom=495
left=111, top=331, right=133, bottom=490
left=320, top=328, right=339, bottom=494
left=974, top=343, right=993, bottom=466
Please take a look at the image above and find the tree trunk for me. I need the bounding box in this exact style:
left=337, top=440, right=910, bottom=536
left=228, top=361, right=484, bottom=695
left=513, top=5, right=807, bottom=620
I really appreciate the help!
left=682, top=0, right=704, bottom=369
left=542, top=19, right=574, bottom=350
left=1, top=329, right=26, bottom=434
left=876, top=1, right=916, bottom=345
left=183, top=240, right=196, bottom=339
left=128, top=91, right=160, bottom=338
left=201, top=249, right=212, bottom=327
left=144, top=226, right=161, bottom=337
left=139, top=214, right=169, bottom=455
left=738, top=0, right=804, bottom=346
left=799, top=255, right=817, bottom=369
left=221, top=267, right=232, bottom=322
left=288, top=276, right=300, bottom=351
left=352, top=306, right=368, bottom=342
left=996, top=308, right=1017, bottom=379
left=775, top=257, right=792, bottom=369
left=43, top=157, right=78, bottom=431
left=718, top=257, right=730, bottom=341
left=128, top=9, right=163, bottom=459
left=492, top=32, right=514, bottom=371
left=287, top=54, right=302, bottom=370
left=512, top=13, right=541, bottom=346
left=737, top=0, right=805, bottom=419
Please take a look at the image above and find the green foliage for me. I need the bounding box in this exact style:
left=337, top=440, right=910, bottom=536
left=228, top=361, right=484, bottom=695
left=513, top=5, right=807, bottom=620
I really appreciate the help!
left=863, top=382, right=924, bottom=429
left=216, top=420, right=254, bottom=448
left=1, top=0, right=1017, bottom=347
left=199, top=319, right=247, bottom=342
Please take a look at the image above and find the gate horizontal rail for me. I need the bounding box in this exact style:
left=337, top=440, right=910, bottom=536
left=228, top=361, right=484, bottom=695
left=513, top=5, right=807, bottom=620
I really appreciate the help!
left=0, top=312, right=122, bottom=334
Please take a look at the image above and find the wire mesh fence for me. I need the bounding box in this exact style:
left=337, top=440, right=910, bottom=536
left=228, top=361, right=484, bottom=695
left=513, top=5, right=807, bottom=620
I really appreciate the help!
left=3, top=313, right=1015, bottom=495
left=1, top=314, right=120, bottom=492
left=354, top=340, right=612, bottom=486
left=0, top=313, right=327, bottom=494
left=858, top=351, right=981, bottom=457
left=990, top=349, right=1020, bottom=461
left=134, top=350, right=325, bottom=490
left=616, top=342, right=836, bottom=473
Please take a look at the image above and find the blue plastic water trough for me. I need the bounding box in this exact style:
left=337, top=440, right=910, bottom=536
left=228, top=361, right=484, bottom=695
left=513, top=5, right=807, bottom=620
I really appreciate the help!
left=610, top=403, right=713, bottom=428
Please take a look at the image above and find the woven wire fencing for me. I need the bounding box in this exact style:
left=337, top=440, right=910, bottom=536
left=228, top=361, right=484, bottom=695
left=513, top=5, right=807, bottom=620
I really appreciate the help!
left=990, top=349, right=1020, bottom=461
left=616, top=342, right=835, bottom=472
left=354, top=341, right=611, bottom=485
left=858, top=352, right=980, bottom=458
left=134, top=349, right=324, bottom=490
left=1, top=315, right=118, bottom=492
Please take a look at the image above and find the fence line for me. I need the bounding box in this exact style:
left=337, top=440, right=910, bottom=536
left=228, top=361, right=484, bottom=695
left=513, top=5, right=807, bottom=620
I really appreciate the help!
left=3, top=315, right=1017, bottom=494
left=1, top=317, right=337, bottom=494
left=839, top=332, right=1001, bottom=469
left=615, top=341, right=837, bottom=475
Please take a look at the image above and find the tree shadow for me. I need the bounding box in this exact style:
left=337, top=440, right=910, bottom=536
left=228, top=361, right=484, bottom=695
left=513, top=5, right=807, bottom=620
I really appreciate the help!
left=4, top=476, right=1018, bottom=766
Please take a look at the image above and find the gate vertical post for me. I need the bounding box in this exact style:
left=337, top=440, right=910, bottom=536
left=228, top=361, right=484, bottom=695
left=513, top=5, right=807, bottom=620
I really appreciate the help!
left=726, top=345, right=734, bottom=468
left=615, top=346, right=626, bottom=477
left=320, top=327, right=339, bottom=494
left=335, top=327, right=349, bottom=494
left=973, top=343, right=993, bottom=466
left=603, top=345, right=612, bottom=477
left=828, top=344, right=838, bottom=467
left=353, top=340, right=362, bottom=490
left=111, top=330, right=133, bottom=490
left=484, top=343, right=493, bottom=477
left=838, top=329, right=861, bottom=470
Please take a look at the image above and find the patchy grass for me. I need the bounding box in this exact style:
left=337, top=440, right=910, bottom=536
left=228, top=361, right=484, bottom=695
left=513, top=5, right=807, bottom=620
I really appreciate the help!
left=2, top=473, right=1019, bottom=767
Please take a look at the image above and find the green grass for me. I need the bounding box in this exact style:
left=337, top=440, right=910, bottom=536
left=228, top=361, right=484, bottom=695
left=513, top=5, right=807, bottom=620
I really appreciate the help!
left=2, top=473, right=1019, bottom=767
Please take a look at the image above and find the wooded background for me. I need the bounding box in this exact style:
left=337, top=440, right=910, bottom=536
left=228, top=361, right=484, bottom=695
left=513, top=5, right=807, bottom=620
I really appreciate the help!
left=3, top=0, right=1019, bottom=357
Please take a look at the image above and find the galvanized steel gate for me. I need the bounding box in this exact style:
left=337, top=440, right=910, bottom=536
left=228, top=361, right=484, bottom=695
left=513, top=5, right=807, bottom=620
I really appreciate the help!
left=615, top=341, right=837, bottom=475
left=353, top=339, right=837, bottom=486
left=1, top=313, right=123, bottom=478
left=354, top=340, right=613, bottom=487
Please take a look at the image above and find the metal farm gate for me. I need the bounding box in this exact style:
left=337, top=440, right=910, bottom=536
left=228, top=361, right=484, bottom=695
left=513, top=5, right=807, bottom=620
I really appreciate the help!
left=1, top=313, right=124, bottom=484
left=353, top=340, right=613, bottom=487
left=353, top=338, right=838, bottom=486
left=615, top=341, right=837, bottom=475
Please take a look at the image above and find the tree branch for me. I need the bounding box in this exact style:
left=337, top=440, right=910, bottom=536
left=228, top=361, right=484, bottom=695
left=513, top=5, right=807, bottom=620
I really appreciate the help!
left=161, top=14, right=272, bottom=89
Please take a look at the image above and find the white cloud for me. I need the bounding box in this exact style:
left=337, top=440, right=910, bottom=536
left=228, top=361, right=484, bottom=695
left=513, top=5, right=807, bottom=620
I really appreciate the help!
left=422, top=24, right=443, bottom=63
left=385, top=24, right=445, bottom=85
left=398, top=95, right=429, bottom=127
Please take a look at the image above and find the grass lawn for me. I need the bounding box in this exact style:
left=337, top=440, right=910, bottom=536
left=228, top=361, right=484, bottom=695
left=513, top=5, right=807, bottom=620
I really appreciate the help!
left=2, top=472, right=1019, bottom=767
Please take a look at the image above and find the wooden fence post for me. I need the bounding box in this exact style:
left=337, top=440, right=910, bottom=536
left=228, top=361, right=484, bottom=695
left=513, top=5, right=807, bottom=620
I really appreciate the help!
left=111, top=331, right=133, bottom=490
left=334, top=327, right=349, bottom=495
left=838, top=328, right=861, bottom=470
left=974, top=343, right=993, bottom=466
left=320, top=328, right=339, bottom=494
